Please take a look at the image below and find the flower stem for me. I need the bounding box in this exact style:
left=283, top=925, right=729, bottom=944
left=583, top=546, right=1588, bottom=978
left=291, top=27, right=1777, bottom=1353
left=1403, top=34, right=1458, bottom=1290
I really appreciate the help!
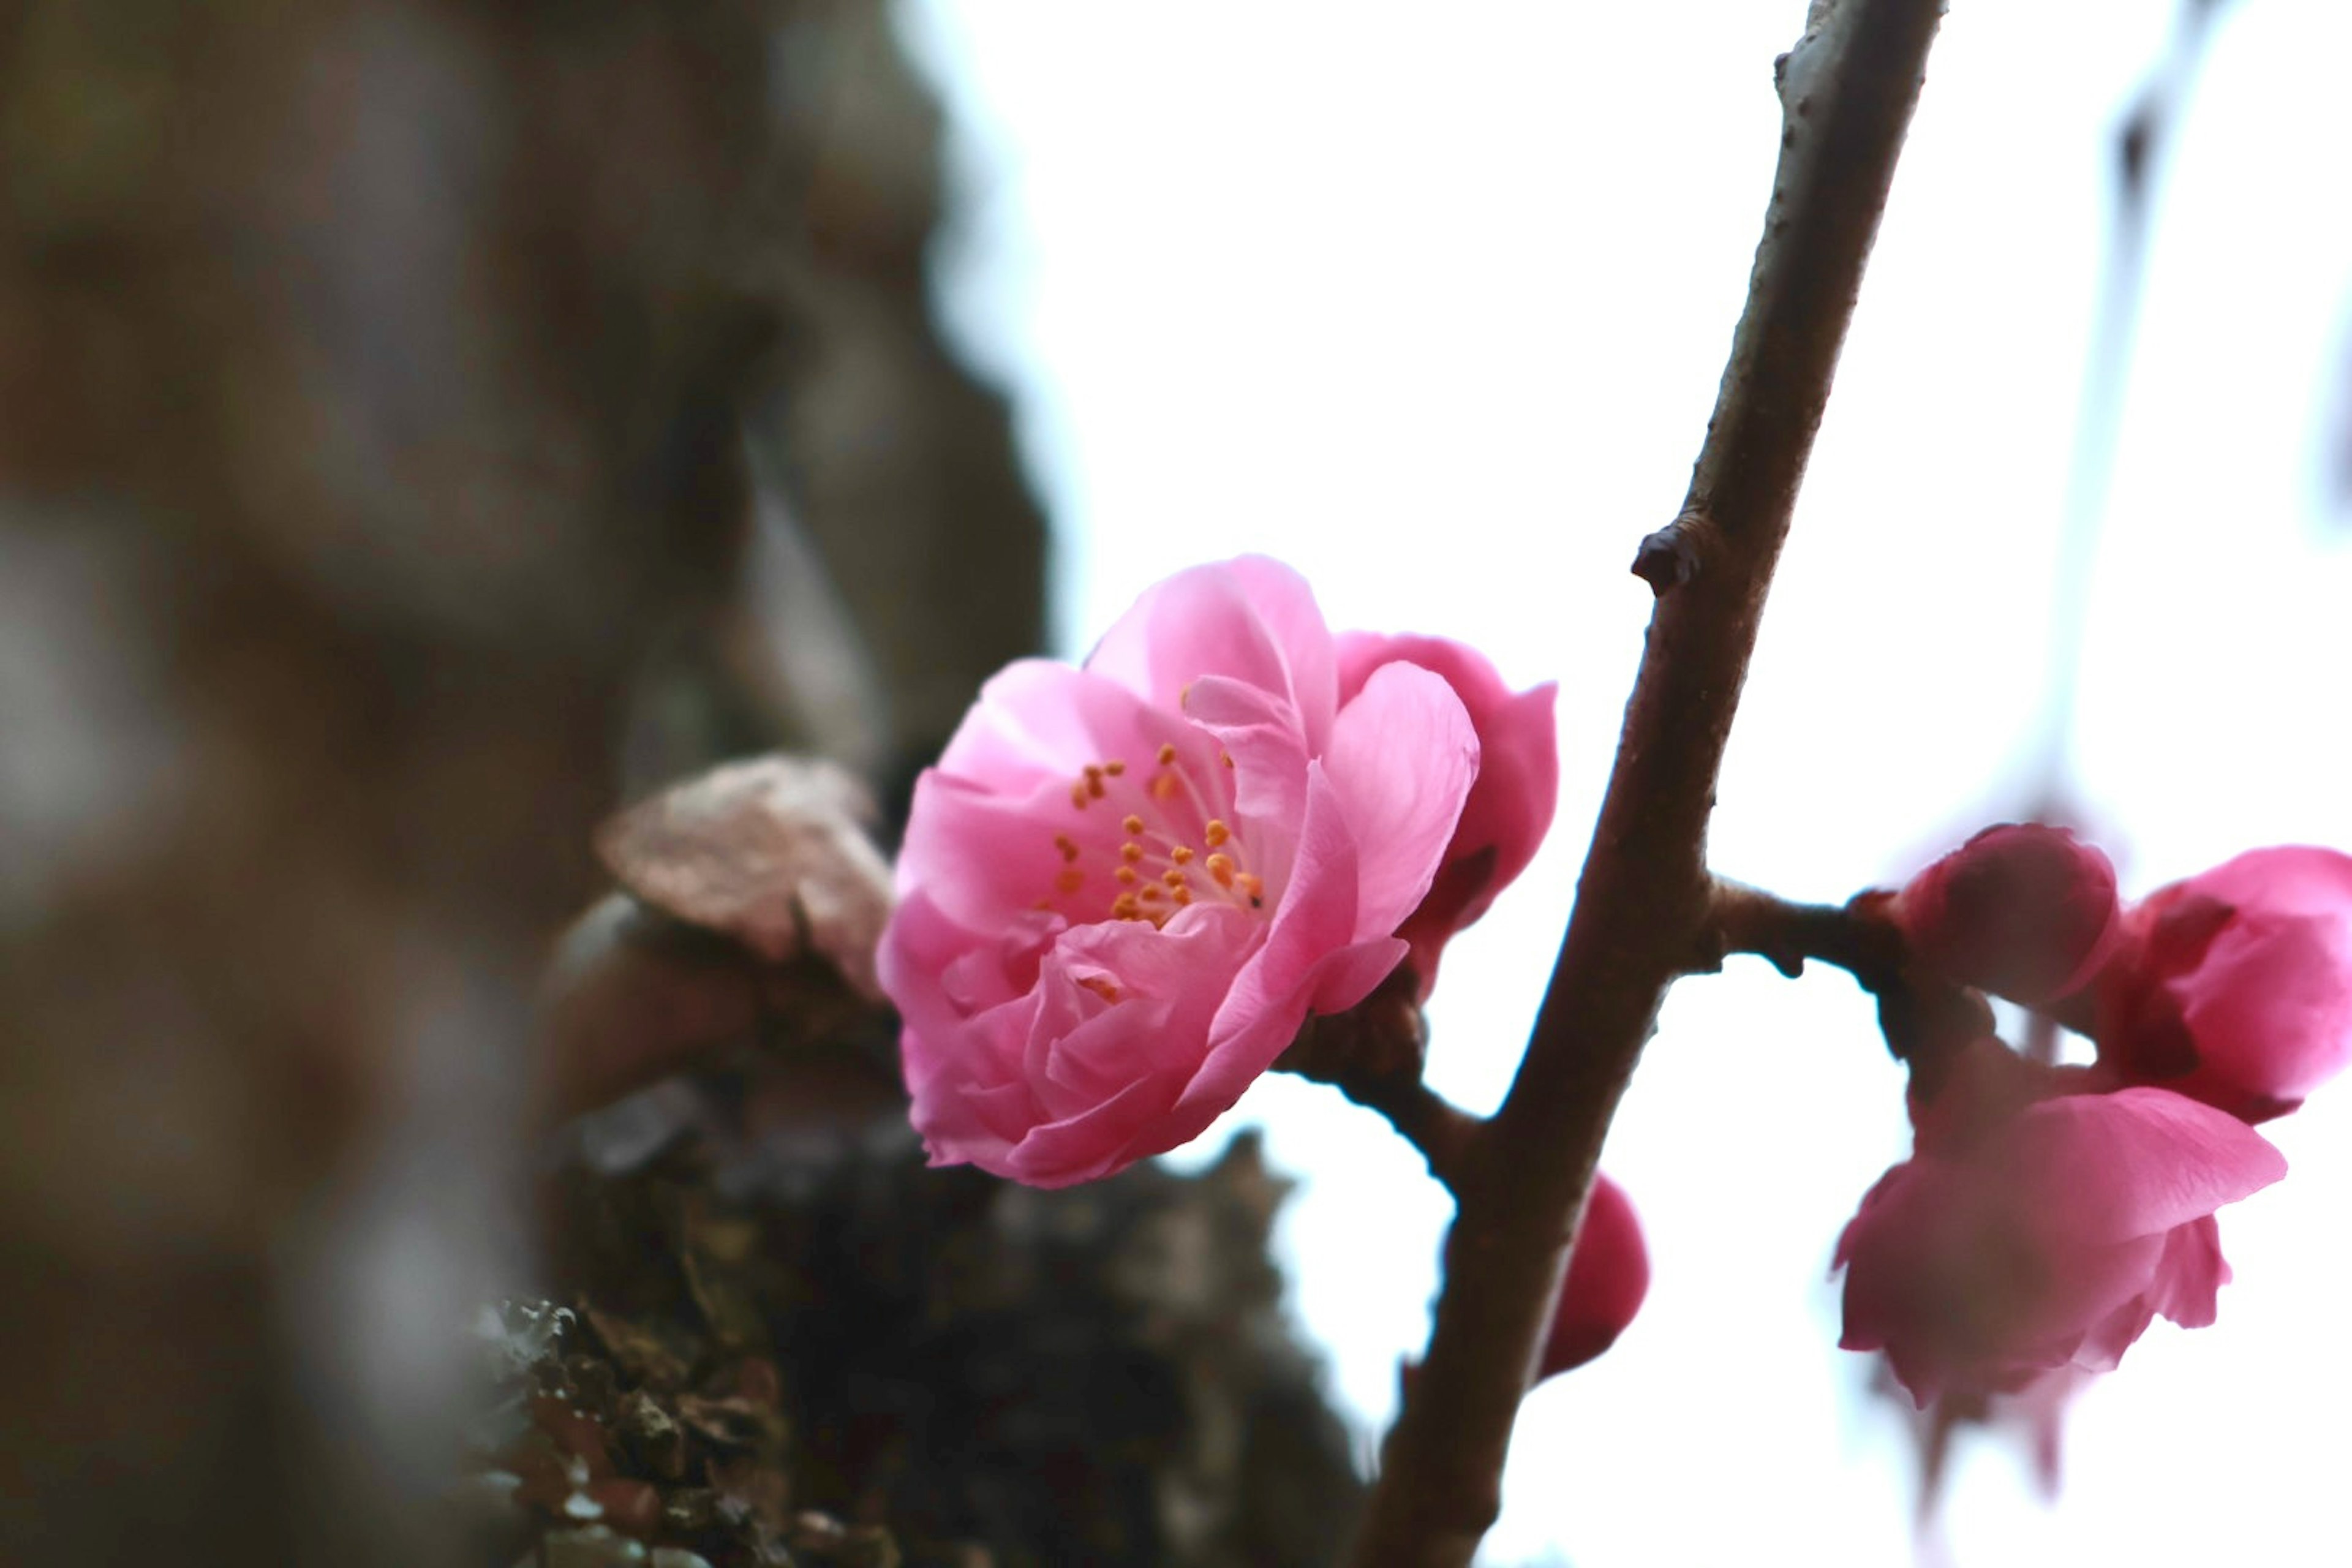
left=1345, top=6, right=1948, bottom=1563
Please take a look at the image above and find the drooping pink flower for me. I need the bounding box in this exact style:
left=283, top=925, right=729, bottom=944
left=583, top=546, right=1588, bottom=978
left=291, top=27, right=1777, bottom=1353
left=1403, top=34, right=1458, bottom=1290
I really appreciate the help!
left=1336, top=633, right=1557, bottom=999
left=2094, top=846, right=2352, bottom=1123
left=880, top=557, right=1482, bottom=1186
left=1836, top=1040, right=2284, bottom=1408
left=1539, top=1171, right=1649, bottom=1379
left=1893, top=824, right=2121, bottom=1004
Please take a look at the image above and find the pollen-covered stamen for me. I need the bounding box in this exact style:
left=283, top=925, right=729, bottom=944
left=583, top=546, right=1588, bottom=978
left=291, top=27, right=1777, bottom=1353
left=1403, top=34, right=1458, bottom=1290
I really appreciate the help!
left=1049, top=747, right=1270, bottom=924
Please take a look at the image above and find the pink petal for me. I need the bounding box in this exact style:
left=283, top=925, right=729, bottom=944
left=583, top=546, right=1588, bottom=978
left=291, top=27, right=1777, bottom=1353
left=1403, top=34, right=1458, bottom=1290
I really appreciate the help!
left=936, top=658, right=1186, bottom=791
left=1992, top=1088, right=2286, bottom=1243
left=2143, top=1214, right=2231, bottom=1330
left=2174, top=854, right=2352, bottom=1103
left=1321, top=661, right=1479, bottom=942
left=1084, top=556, right=1339, bottom=750
left=1170, top=934, right=1407, bottom=1140
left=1180, top=674, right=1312, bottom=878
left=1338, top=632, right=1559, bottom=992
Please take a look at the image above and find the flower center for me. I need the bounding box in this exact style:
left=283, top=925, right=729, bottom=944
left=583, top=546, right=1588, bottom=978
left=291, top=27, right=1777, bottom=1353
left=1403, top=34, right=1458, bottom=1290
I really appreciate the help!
left=1040, top=741, right=1263, bottom=929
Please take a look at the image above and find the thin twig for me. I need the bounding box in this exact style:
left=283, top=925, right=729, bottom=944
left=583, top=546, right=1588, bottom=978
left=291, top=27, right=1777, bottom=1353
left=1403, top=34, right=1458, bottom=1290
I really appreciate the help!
left=1702, top=878, right=1897, bottom=981
left=1279, top=973, right=1482, bottom=1191
left=1346, top=6, right=1947, bottom=1564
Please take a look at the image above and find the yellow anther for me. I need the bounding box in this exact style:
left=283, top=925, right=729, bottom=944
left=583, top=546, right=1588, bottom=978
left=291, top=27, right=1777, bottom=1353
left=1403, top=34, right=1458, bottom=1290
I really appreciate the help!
left=1079, top=976, right=1122, bottom=1004
left=1138, top=886, right=1163, bottom=904
left=1237, top=872, right=1264, bottom=905
left=1085, top=772, right=1107, bottom=799
left=1204, top=820, right=1231, bottom=848
left=1116, top=866, right=1138, bottom=886
left=1104, top=760, right=1127, bottom=777
left=1161, top=870, right=1187, bottom=889
left=1111, top=893, right=1142, bottom=920
left=1071, top=782, right=1090, bottom=809
left=1207, top=853, right=1237, bottom=888
left=1170, top=845, right=1194, bottom=864
left=1156, top=742, right=1178, bottom=766
left=1120, top=842, right=1145, bottom=864
left=1122, top=815, right=1146, bottom=836
left=1150, top=773, right=1181, bottom=802
left=1055, top=834, right=1080, bottom=863
left=1221, top=750, right=1234, bottom=769
left=1057, top=867, right=1085, bottom=894
left=1172, top=888, right=1193, bottom=907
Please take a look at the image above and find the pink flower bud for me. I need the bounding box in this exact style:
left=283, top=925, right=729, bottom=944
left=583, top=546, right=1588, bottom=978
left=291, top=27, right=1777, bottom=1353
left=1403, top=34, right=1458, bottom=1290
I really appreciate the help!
left=2095, top=846, right=2352, bottom=1123
left=1539, top=1172, right=1649, bottom=1379
left=1893, top=824, right=2120, bottom=1003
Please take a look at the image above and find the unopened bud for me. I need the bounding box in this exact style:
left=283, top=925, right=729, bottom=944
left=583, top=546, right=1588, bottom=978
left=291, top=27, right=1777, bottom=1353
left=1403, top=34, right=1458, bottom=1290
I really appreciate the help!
left=1894, top=824, right=2120, bottom=1003
left=1538, top=1173, right=1650, bottom=1381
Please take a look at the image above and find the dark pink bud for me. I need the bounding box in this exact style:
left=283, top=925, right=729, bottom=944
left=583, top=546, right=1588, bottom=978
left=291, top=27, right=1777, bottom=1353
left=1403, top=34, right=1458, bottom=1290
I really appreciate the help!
left=2096, top=846, right=2352, bottom=1123
left=1538, top=1172, right=1649, bottom=1380
left=1894, top=824, right=2120, bottom=1003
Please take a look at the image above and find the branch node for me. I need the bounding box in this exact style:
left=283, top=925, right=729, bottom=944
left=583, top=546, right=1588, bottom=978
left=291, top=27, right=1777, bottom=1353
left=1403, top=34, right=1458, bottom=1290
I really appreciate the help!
left=1630, top=511, right=1708, bottom=597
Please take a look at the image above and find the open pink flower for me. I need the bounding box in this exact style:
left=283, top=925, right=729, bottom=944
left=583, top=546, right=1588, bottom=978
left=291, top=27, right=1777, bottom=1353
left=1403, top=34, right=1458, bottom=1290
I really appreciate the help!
left=1836, top=1041, right=2284, bottom=1408
left=1336, top=633, right=1556, bottom=999
left=880, top=557, right=1482, bottom=1186
left=1540, top=1171, right=1649, bottom=1379
left=2094, top=846, right=2352, bottom=1123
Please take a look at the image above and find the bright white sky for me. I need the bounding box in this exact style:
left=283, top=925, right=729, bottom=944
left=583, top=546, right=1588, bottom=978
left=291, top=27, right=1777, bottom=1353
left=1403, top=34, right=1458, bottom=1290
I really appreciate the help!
left=899, top=4, right=2352, bottom=1562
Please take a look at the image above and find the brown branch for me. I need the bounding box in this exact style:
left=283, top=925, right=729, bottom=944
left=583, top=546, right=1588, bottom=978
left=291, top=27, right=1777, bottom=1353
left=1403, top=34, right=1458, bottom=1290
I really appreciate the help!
left=1346, top=6, right=1948, bottom=1564
left=1279, top=971, right=1483, bottom=1191
left=1703, top=878, right=1902, bottom=984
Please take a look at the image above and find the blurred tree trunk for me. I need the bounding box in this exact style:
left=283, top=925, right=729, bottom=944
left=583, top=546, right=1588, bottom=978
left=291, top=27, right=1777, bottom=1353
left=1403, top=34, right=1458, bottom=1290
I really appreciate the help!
left=0, top=3, right=1044, bottom=1562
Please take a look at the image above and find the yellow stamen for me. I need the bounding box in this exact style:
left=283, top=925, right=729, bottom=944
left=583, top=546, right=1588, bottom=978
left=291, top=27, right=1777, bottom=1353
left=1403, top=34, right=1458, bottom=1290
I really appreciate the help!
left=1071, top=782, right=1090, bottom=809
left=1150, top=773, right=1181, bottom=802
left=1156, top=742, right=1178, bottom=766
left=1237, top=872, right=1264, bottom=906
left=1170, top=845, right=1194, bottom=864
left=1122, top=815, right=1146, bottom=836
left=1204, top=820, right=1231, bottom=848
left=1055, top=834, right=1079, bottom=863
left=1161, top=870, right=1187, bottom=889
left=1111, top=893, right=1142, bottom=920
left=1207, top=853, right=1236, bottom=889
left=1138, top=886, right=1163, bottom=904
left=1120, top=842, right=1145, bottom=864
left=1173, top=888, right=1193, bottom=907
left=1103, top=760, right=1127, bottom=777
left=1116, top=866, right=1138, bottom=886
left=1079, top=976, right=1121, bottom=1004
left=1221, top=750, right=1234, bottom=769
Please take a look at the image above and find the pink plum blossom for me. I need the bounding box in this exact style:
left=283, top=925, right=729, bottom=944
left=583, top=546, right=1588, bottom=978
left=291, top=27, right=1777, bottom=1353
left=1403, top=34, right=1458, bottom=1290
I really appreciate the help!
left=2094, top=846, right=2352, bottom=1123
left=1893, top=824, right=2120, bottom=1004
left=1539, top=1171, right=1649, bottom=1379
left=1836, top=1040, right=2284, bottom=1408
left=1336, top=633, right=1557, bottom=999
left=880, top=557, right=1488, bottom=1186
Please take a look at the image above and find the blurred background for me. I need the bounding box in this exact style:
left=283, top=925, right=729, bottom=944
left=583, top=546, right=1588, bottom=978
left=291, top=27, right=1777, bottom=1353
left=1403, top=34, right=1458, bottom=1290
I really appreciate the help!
left=4, top=0, right=2349, bottom=1564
